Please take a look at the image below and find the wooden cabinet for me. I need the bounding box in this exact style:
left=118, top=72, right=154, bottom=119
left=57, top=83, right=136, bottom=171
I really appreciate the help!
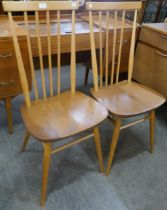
left=133, top=23, right=167, bottom=99
left=139, top=27, right=167, bottom=52
left=0, top=37, right=31, bottom=133
left=0, top=38, right=31, bottom=99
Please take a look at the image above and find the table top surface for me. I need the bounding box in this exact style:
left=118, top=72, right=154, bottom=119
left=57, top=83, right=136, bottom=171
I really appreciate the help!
left=143, top=22, right=167, bottom=36
left=0, top=13, right=133, bottom=38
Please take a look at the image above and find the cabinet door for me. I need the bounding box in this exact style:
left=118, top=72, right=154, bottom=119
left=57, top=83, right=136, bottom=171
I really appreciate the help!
left=133, top=42, right=167, bottom=99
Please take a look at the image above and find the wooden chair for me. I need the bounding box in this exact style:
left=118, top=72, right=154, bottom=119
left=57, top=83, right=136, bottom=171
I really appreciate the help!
left=86, top=1, right=166, bottom=176
left=83, top=0, right=145, bottom=86
left=3, top=1, right=108, bottom=206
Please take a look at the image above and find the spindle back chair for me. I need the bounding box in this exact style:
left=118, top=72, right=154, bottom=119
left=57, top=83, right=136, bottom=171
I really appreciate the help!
left=3, top=1, right=108, bottom=206
left=86, top=1, right=165, bottom=175
left=87, top=1, right=140, bottom=88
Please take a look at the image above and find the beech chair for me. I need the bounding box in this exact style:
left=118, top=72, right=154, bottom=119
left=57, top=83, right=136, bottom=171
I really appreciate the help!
left=3, top=1, right=108, bottom=206
left=86, top=1, right=166, bottom=176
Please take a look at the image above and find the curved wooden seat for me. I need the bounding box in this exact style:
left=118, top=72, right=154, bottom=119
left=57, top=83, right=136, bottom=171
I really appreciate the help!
left=21, top=91, right=108, bottom=141
left=91, top=81, right=165, bottom=118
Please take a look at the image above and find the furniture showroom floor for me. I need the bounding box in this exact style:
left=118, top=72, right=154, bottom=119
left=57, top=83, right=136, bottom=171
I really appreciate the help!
left=0, top=64, right=167, bottom=210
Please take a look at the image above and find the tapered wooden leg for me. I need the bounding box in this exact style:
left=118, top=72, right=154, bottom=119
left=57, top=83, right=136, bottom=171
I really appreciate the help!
left=93, top=126, right=104, bottom=173
left=21, top=130, right=30, bottom=152
left=149, top=110, right=155, bottom=153
left=106, top=119, right=121, bottom=176
left=41, top=143, right=51, bottom=207
left=84, top=66, right=89, bottom=86
left=5, top=97, right=13, bottom=134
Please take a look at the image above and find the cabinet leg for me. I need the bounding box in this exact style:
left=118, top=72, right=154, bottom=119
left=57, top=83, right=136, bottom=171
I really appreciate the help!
left=5, top=97, right=13, bottom=134
left=149, top=110, right=155, bottom=153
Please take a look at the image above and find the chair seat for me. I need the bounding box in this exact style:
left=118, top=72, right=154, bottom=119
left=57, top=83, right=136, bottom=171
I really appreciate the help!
left=21, top=91, right=108, bottom=141
left=91, top=81, right=165, bottom=118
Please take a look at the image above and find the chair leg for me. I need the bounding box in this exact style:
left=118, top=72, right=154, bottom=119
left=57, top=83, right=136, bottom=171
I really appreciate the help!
left=84, top=66, right=90, bottom=86
left=93, top=126, right=104, bottom=173
left=21, top=130, right=30, bottom=152
left=106, top=118, right=121, bottom=176
left=149, top=110, right=155, bottom=153
left=41, top=143, right=51, bottom=207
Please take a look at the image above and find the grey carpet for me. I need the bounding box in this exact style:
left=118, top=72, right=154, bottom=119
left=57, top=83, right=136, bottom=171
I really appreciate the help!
left=0, top=65, right=167, bottom=210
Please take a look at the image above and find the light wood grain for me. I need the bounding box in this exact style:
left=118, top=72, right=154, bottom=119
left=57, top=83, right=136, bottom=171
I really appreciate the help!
left=6, top=2, right=108, bottom=206
left=87, top=1, right=165, bottom=176
left=0, top=38, right=31, bottom=99
left=24, top=12, right=39, bottom=100
left=128, top=9, right=137, bottom=83
left=89, top=10, right=99, bottom=92
left=139, top=26, right=167, bottom=54
left=116, top=10, right=125, bottom=84
left=91, top=81, right=165, bottom=118
left=105, top=11, right=109, bottom=85
left=99, top=11, right=103, bottom=87
left=93, top=126, right=104, bottom=173
left=46, top=10, right=53, bottom=97
left=21, top=91, right=107, bottom=141
left=21, top=130, right=31, bottom=152
left=133, top=42, right=167, bottom=99
left=35, top=11, right=46, bottom=98
left=86, top=2, right=141, bottom=11
left=41, top=143, right=51, bottom=207
left=106, top=118, right=121, bottom=176
left=110, top=11, right=117, bottom=85
left=143, top=22, right=167, bottom=36
left=86, top=2, right=138, bottom=87
left=57, top=10, right=61, bottom=94
left=149, top=111, right=155, bottom=153
left=8, top=12, right=31, bottom=107
left=71, top=10, right=76, bottom=94
left=3, top=1, right=79, bottom=12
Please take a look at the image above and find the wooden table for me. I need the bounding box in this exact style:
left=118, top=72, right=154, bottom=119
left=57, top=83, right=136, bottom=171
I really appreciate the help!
left=133, top=22, right=167, bottom=100
left=0, top=13, right=133, bottom=133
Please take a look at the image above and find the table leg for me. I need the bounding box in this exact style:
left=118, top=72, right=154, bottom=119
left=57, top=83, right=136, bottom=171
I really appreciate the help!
left=5, top=97, right=13, bottom=134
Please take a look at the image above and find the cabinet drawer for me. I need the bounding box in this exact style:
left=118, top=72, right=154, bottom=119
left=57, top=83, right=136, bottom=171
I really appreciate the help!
left=0, top=67, right=21, bottom=98
left=0, top=40, right=16, bottom=69
left=139, top=28, right=167, bottom=52
left=133, top=42, right=167, bottom=99
left=0, top=38, right=31, bottom=99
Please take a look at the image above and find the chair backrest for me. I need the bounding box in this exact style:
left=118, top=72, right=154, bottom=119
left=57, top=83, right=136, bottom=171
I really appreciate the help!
left=3, top=1, right=79, bottom=107
left=86, top=1, right=142, bottom=91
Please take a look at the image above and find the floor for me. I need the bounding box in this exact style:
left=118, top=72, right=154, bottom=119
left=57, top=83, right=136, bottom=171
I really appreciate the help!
left=0, top=65, right=167, bottom=210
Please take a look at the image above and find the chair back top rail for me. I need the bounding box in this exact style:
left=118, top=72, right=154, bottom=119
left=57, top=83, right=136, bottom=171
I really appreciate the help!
left=3, top=1, right=79, bottom=12
left=86, top=2, right=142, bottom=11
left=86, top=1, right=142, bottom=91
left=2, top=1, right=79, bottom=107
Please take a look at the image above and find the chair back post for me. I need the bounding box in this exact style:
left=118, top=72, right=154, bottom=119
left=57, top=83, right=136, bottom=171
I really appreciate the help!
left=2, top=1, right=79, bottom=106
left=88, top=8, right=99, bottom=92
left=8, top=11, right=31, bottom=107
left=128, top=9, right=138, bottom=83
left=71, top=8, right=76, bottom=94
left=86, top=1, right=141, bottom=88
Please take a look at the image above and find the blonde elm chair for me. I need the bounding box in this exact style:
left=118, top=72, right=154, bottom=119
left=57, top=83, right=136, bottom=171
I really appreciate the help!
left=3, top=1, right=108, bottom=206
left=86, top=1, right=165, bottom=176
